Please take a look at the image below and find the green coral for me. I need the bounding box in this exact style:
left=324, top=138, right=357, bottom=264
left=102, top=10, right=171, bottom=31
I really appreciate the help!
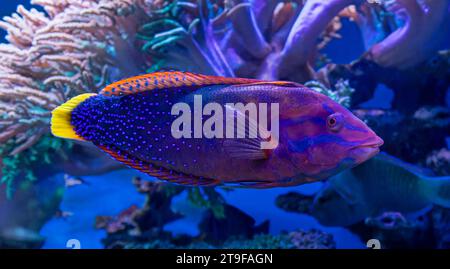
left=187, top=187, right=226, bottom=219
left=305, top=79, right=355, bottom=107
left=1, top=135, right=72, bottom=199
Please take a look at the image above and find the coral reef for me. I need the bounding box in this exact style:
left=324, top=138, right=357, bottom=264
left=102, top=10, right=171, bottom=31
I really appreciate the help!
left=0, top=0, right=150, bottom=155
left=288, top=229, right=335, bottom=249
left=362, top=0, right=449, bottom=69
left=221, top=229, right=335, bottom=249
left=104, top=229, right=336, bottom=249
left=141, top=0, right=449, bottom=110
left=96, top=177, right=230, bottom=247
left=95, top=178, right=184, bottom=238
left=139, top=0, right=356, bottom=80
left=96, top=177, right=335, bottom=249
left=0, top=0, right=159, bottom=193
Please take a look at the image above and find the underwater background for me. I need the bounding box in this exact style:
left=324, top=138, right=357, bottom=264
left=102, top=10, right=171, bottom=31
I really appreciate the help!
left=0, top=0, right=449, bottom=249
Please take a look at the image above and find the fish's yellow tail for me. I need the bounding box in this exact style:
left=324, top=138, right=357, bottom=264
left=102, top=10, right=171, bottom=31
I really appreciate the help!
left=51, top=93, right=97, bottom=141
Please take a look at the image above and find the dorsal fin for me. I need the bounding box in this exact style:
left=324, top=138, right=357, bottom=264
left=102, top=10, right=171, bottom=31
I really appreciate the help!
left=96, top=144, right=221, bottom=187
left=100, top=71, right=300, bottom=96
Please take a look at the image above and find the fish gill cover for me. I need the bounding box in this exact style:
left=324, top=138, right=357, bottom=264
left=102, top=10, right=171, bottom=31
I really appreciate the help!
left=0, top=0, right=448, bottom=249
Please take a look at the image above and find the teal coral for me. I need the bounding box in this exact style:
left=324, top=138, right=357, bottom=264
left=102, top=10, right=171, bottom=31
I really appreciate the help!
left=187, top=187, right=226, bottom=219
left=1, top=135, right=72, bottom=198
left=305, top=79, right=355, bottom=107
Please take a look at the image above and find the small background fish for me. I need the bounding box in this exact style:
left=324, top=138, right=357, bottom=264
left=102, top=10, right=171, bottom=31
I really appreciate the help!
left=311, top=152, right=450, bottom=227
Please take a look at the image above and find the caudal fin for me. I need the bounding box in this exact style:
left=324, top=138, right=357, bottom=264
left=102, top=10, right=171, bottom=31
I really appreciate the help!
left=51, top=93, right=96, bottom=141
left=424, top=176, right=450, bottom=208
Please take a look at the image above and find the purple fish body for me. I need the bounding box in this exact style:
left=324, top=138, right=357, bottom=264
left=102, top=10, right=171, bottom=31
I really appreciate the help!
left=51, top=72, right=383, bottom=188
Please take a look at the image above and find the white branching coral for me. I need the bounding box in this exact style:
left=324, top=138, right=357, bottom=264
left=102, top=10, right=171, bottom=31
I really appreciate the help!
left=0, top=0, right=152, bottom=156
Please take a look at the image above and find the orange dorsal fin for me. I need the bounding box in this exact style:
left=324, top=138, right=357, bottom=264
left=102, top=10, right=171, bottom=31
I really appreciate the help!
left=97, top=144, right=221, bottom=186
left=100, top=71, right=300, bottom=96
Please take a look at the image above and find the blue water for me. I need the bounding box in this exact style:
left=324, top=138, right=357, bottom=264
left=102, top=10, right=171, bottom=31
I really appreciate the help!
left=41, top=169, right=146, bottom=249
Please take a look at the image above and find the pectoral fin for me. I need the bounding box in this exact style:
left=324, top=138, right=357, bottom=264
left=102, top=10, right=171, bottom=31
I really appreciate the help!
left=222, top=105, right=276, bottom=160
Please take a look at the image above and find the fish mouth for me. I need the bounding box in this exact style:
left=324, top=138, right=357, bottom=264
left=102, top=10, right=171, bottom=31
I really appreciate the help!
left=358, top=136, right=384, bottom=148
left=349, top=136, right=384, bottom=164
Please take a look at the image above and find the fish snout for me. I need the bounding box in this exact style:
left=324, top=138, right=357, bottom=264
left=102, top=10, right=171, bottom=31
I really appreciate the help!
left=349, top=135, right=384, bottom=164
left=360, top=135, right=384, bottom=149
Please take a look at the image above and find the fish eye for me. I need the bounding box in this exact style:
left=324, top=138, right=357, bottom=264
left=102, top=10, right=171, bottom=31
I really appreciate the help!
left=327, top=113, right=343, bottom=132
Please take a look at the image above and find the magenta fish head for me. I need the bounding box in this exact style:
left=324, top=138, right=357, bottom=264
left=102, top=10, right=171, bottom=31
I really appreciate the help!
left=282, top=96, right=384, bottom=180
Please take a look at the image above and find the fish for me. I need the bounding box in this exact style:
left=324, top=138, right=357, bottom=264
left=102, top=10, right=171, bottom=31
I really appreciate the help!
left=50, top=71, right=383, bottom=188
left=311, top=152, right=450, bottom=226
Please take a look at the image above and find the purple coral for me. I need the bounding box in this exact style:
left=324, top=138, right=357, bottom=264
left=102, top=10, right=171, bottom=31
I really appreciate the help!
left=289, top=229, right=336, bottom=249
left=364, top=0, right=450, bottom=69
left=141, top=0, right=349, bottom=81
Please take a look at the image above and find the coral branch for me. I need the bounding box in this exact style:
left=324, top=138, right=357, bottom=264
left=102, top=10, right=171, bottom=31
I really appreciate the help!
left=365, top=0, right=450, bottom=69
left=226, top=1, right=271, bottom=59
left=278, top=0, right=363, bottom=80
left=0, top=0, right=153, bottom=158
